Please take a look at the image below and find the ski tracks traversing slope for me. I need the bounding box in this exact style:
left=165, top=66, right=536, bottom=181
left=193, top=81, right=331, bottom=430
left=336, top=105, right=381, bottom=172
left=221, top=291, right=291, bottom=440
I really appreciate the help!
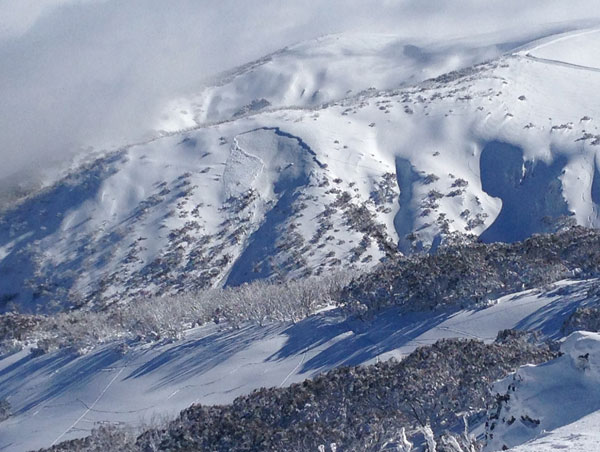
left=522, top=54, right=600, bottom=73
left=50, top=366, right=126, bottom=446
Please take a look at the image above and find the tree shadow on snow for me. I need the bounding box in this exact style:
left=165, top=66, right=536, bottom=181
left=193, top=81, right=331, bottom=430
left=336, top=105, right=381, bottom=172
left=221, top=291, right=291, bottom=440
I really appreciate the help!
left=515, top=282, right=600, bottom=339
left=268, top=308, right=451, bottom=373
left=0, top=347, right=123, bottom=414
left=125, top=324, right=283, bottom=390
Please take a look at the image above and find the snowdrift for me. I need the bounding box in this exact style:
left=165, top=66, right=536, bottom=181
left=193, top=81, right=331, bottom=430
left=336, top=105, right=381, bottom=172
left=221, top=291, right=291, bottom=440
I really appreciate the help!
left=485, top=331, right=600, bottom=451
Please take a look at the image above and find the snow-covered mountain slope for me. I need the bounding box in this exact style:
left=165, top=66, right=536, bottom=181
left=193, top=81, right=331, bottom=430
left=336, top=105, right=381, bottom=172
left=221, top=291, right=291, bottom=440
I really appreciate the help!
left=3, top=27, right=600, bottom=311
left=484, top=331, right=600, bottom=451
left=1, top=278, right=596, bottom=452
left=156, top=33, right=520, bottom=131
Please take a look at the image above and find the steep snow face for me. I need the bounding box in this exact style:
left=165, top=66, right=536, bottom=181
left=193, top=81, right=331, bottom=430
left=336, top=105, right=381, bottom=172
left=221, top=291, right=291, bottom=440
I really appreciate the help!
left=3, top=28, right=600, bottom=311
left=479, top=141, right=570, bottom=243
left=484, top=331, right=600, bottom=451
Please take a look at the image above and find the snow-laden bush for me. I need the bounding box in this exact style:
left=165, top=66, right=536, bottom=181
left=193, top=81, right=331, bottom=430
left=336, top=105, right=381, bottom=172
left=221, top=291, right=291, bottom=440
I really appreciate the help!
left=0, top=398, right=11, bottom=422
left=0, top=272, right=353, bottom=354
left=40, top=424, right=136, bottom=452
left=0, top=313, right=43, bottom=342
left=562, top=305, right=600, bottom=334
left=343, top=227, right=600, bottom=315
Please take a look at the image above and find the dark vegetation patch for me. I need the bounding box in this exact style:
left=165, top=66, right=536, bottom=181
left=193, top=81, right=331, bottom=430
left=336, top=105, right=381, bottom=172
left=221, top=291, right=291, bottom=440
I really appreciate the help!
left=343, top=227, right=600, bottom=316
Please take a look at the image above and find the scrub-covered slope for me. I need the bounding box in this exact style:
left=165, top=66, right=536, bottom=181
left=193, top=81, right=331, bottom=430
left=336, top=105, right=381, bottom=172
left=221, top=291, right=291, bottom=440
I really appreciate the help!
left=1, top=270, right=599, bottom=451
left=3, top=28, right=600, bottom=312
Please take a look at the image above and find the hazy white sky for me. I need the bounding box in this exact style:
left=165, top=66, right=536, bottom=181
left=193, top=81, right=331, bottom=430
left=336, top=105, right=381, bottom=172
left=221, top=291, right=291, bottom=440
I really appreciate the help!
left=0, top=0, right=599, bottom=180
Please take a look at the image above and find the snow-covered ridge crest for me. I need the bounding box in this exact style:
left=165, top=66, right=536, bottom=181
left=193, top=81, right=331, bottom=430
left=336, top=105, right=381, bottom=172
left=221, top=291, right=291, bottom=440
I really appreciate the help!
left=156, top=32, right=518, bottom=132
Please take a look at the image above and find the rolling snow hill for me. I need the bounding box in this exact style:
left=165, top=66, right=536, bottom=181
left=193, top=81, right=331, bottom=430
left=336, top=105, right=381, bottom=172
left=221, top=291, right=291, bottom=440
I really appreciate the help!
left=156, top=33, right=522, bottom=131
left=3, top=27, right=600, bottom=312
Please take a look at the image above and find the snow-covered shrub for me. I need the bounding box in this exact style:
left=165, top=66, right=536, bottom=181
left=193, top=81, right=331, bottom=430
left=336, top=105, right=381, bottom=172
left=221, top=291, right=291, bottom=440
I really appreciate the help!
left=41, top=424, right=136, bottom=452
left=437, top=433, right=477, bottom=452
left=0, top=398, right=11, bottom=422
left=422, top=424, right=437, bottom=451
left=423, top=173, right=440, bottom=185
left=451, top=178, right=468, bottom=188
left=343, top=227, right=600, bottom=315
left=370, top=172, right=398, bottom=205
left=1, top=272, right=354, bottom=353
left=562, top=306, right=600, bottom=334
left=0, top=313, right=43, bottom=342
left=385, top=427, right=413, bottom=451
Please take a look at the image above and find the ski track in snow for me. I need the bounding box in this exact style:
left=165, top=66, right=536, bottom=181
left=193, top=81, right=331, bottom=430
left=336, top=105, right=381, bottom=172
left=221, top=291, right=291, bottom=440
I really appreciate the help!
left=51, top=366, right=125, bottom=446
left=279, top=351, right=307, bottom=388
left=522, top=54, right=600, bottom=73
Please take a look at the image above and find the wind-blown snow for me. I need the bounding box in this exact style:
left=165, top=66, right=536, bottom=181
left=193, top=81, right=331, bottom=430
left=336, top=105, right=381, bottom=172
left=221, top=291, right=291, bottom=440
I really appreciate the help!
left=1, top=1, right=599, bottom=182
left=158, top=33, right=521, bottom=131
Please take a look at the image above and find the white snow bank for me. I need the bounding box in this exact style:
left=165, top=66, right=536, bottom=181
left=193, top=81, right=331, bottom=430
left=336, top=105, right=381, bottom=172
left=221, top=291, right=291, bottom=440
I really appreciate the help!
left=511, top=409, right=600, bottom=451
left=485, top=331, right=600, bottom=451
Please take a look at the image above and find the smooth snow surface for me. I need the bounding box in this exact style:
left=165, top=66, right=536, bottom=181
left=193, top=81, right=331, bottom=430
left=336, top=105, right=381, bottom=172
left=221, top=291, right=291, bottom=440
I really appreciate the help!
left=510, top=410, right=600, bottom=451
left=0, top=279, right=597, bottom=451
left=524, top=28, right=600, bottom=70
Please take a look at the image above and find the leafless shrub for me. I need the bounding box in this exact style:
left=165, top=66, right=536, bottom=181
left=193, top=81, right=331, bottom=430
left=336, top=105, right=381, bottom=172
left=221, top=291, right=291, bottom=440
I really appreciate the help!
left=2, top=272, right=355, bottom=354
